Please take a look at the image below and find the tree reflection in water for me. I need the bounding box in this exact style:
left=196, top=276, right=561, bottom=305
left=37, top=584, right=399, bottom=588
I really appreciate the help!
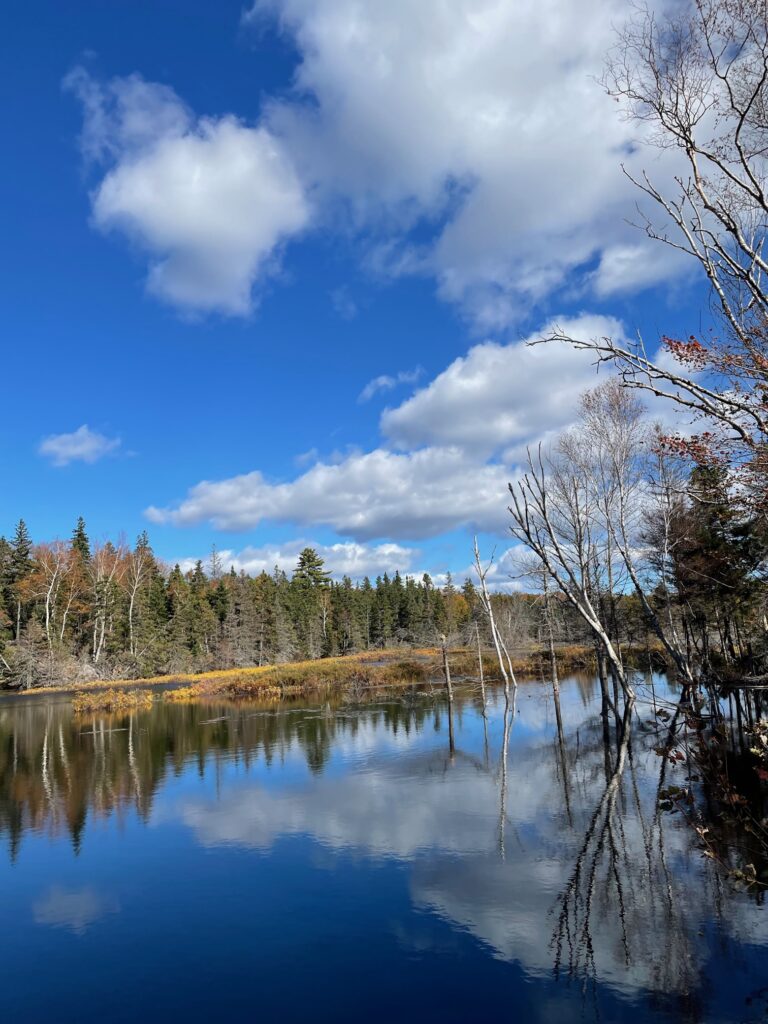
left=0, top=676, right=766, bottom=1019
left=550, top=696, right=704, bottom=1011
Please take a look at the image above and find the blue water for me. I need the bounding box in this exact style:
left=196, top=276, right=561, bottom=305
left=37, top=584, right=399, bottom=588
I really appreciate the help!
left=0, top=675, right=766, bottom=1022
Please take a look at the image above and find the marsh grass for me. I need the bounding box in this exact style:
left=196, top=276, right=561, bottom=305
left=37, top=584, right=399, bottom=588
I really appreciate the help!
left=161, top=656, right=433, bottom=704
left=72, top=689, right=155, bottom=714
left=41, top=642, right=638, bottom=708
left=447, top=644, right=597, bottom=680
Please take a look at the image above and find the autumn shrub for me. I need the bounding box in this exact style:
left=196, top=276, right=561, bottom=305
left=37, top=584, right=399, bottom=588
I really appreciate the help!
left=159, top=656, right=434, bottom=705
left=72, top=689, right=154, bottom=714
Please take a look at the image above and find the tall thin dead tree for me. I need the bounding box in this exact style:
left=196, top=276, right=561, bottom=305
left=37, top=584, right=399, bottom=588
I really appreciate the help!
left=473, top=538, right=517, bottom=704
left=440, top=633, right=455, bottom=754
left=475, top=621, right=487, bottom=713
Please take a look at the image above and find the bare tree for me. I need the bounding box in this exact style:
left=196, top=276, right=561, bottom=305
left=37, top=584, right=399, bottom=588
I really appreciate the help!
left=508, top=443, right=635, bottom=703
left=580, top=381, right=697, bottom=682
left=545, top=0, right=768, bottom=508
left=473, top=539, right=518, bottom=703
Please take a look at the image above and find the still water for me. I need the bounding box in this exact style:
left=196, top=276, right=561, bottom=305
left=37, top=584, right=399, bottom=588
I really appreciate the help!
left=0, top=675, right=766, bottom=1023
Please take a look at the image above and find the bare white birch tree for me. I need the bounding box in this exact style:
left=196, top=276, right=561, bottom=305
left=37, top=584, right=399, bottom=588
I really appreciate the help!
left=543, top=1, right=768, bottom=501
left=473, top=538, right=517, bottom=703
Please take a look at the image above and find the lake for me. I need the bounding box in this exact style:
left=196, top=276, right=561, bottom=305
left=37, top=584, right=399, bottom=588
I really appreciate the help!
left=0, top=674, right=766, bottom=1022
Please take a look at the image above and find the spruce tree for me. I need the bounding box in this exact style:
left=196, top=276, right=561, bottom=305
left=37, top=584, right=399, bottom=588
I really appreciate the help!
left=71, top=516, right=91, bottom=563
left=9, top=520, right=33, bottom=639
left=0, top=537, right=11, bottom=654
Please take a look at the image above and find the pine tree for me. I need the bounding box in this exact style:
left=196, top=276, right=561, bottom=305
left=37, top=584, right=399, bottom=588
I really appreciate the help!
left=9, top=520, right=33, bottom=640
left=359, top=576, right=374, bottom=649
left=293, top=548, right=332, bottom=589
left=71, top=517, right=91, bottom=564
left=125, top=532, right=166, bottom=671
left=273, top=567, right=298, bottom=662
left=252, top=571, right=279, bottom=665
left=672, top=466, right=766, bottom=663
left=166, top=565, right=191, bottom=671
left=461, top=578, right=477, bottom=608
left=0, top=537, right=12, bottom=641
left=290, top=549, right=332, bottom=657
left=186, top=561, right=217, bottom=661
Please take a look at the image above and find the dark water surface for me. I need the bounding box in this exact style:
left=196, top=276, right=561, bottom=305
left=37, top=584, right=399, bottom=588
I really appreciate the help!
left=1, top=675, right=766, bottom=1023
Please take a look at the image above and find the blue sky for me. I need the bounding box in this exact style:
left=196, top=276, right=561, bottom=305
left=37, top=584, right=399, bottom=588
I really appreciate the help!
left=1, top=0, right=707, bottom=584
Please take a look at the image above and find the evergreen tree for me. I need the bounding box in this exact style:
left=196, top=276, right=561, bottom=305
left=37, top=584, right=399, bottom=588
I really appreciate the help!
left=293, top=548, right=332, bottom=589
left=0, top=537, right=12, bottom=643
left=9, top=520, right=33, bottom=640
left=127, top=533, right=168, bottom=673
left=71, top=517, right=91, bottom=564
left=671, top=466, right=766, bottom=663
left=0, top=537, right=13, bottom=676
left=273, top=567, right=298, bottom=662
left=291, top=549, right=332, bottom=657
left=4, top=514, right=734, bottom=687
left=252, top=571, right=279, bottom=665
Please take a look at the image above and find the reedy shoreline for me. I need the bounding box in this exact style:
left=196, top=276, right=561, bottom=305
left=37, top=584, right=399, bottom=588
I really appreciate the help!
left=55, top=642, right=663, bottom=711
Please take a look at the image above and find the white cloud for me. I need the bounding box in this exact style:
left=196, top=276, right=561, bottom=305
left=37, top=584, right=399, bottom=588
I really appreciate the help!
left=382, top=314, right=622, bottom=457
left=358, top=367, right=422, bottom=403
left=65, top=68, right=310, bottom=316
left=591, top=242, right=692, bottom=298
left=145, top=311, right=634, bottom=541
left=146, top=446, right=511, bottom=539
left=249, top=0, right=684, bottom=326
left=176, top=539, right=418, bottom=580
left=38, top=425, right=121, bottom=467
left=66, top=4, right=691, bottom=325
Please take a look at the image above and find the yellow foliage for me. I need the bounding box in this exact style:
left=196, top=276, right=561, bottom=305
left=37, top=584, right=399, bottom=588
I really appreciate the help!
left=160, top=656, right=434, bottom=705
left=72, top=689, right=154, bottom=714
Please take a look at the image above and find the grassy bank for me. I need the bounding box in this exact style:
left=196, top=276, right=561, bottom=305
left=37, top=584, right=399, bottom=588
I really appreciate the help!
left=101, top=643, right=609, bottom=707
left=72, top=689, right=155, bottom=714
left=163, top=656, right=433, bottom=704
left=1, top=641, right=664, bottom=708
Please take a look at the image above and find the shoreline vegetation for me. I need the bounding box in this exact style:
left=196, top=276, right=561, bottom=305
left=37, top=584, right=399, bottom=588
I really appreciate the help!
left=72, top=688, right=154, bottom=714
left=61, top=642, right=653, bottom=713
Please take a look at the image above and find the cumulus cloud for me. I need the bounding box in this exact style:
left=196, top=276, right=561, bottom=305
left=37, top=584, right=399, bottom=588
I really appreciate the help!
left=358, top=367, right=422, bottom=403
left=176, top=539, right=418, bottom=580
left=65, top=68, right=310, bottom=315
left=38, top=424, right=121, bottom=467
left=146, top=311, right=629, bottom=541
left=591, top=242, right=692, bottom=299
left=66, top=3, right=691, bottom=325
left=248, top=0, right=684, bottom=326
left=382, top=314, right=621, bottom=457
left=146, top=446, right=511, bottom=539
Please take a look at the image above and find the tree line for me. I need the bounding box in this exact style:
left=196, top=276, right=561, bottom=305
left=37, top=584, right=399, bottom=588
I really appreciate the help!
left=4, top=456, right=764, bottom=693
left=0, top=523, right=512, bottom=687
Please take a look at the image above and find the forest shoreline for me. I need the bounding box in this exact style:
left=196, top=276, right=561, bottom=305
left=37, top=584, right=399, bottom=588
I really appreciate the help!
left=0, top=641, right=667, bottom=707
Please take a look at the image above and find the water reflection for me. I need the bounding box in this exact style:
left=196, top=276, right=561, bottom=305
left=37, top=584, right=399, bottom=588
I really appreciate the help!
left=0, top=694, right=451, bottom=856
left=33, top=885, right=119, bottom=935
left=0, top=677, right=766, bottom=1022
